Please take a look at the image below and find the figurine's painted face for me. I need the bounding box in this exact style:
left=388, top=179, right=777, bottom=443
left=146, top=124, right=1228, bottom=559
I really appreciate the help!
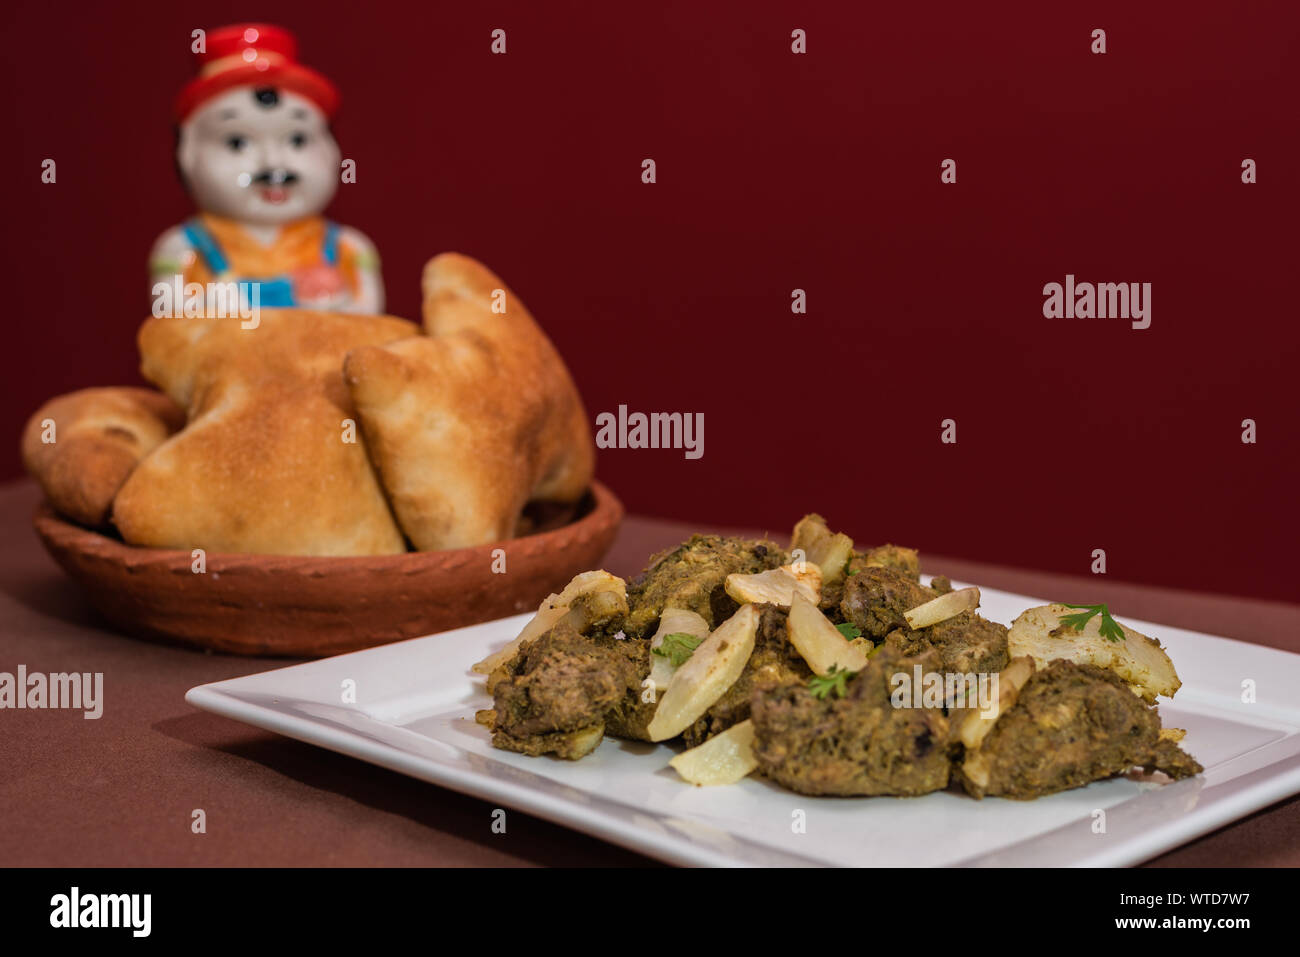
left=177, top=86, right=340, bottom=226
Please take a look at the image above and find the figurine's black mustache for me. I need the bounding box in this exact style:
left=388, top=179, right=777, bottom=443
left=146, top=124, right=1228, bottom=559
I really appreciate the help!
left=250, top=168, right=299, bottom=186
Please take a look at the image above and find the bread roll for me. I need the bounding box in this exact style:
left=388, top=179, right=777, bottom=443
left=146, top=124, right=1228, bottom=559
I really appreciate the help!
left=21, top=387, right=186, bottom=527
left=113, top=309, right=417, bottom=556
left=343, top=253, right=594, bottom=550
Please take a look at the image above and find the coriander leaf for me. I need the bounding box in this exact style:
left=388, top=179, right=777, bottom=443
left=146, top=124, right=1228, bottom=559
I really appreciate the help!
left=1058, top=609, right=1099, bottom=632
left=651, top=632, right=704, bottom=667
left=835, top=622, right=863, bottom=641
left=808, top=665, right=855, bottom=700
left=1097, top=613, right=1126, bottom=643
left=1057, top=603, right=1125, bottom=643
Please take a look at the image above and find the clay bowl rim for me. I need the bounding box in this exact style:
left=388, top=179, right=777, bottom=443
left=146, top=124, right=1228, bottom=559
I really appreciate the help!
left=33, top=479, right=624, bottom=574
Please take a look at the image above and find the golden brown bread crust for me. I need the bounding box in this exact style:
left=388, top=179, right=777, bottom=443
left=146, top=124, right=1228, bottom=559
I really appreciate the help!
left=343, top=253, right=594, bottom=550
left=113, top=309, right=418, bottom=556
left=21, top=387, right=186, bottom=527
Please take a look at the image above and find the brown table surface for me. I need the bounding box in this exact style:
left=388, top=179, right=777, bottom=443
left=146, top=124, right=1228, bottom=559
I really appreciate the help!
left=2, top=477, right=1298, bottom=867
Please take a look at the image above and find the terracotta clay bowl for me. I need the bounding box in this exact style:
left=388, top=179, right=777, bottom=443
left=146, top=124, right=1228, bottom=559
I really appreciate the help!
left=33, top=482, right=623, bottom=657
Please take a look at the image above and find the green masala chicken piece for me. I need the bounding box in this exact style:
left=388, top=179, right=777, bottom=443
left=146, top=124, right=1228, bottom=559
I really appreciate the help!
left=958, top=660, right=1203, bottom=799
left=624, top=535, right=787, bottom=638
left=477, top=618, right=648, bottom=760
left=855, top=544, right=921, bottom=581
left=823, top=544, right=923, bottom=616
left=749, top=646, right=952, bottom=796
left=844, top=565, right=1008, bottom=675
left=883, top=610, right=1010, bottom=676
left=840, top=565, right=938, bottom=639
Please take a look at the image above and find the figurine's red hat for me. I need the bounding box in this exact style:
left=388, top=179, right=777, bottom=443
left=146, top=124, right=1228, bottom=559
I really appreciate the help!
left=174, top=24, right=339, bottom=121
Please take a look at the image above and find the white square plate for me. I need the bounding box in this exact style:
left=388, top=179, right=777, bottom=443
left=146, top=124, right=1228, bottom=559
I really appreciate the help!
left=186, top=582, right=1300, bottom=867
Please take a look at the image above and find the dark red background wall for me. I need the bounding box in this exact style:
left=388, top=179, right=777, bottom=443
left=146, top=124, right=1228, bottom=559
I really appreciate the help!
left=2, top=2, right=1296, bottom=600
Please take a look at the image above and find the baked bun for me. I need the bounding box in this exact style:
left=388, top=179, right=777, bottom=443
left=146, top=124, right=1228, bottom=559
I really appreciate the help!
left=343, top=253, right=594, bottom=550
left=21, top=387, right=186, bottom=527
left=112, top=309, right=417, bottom=556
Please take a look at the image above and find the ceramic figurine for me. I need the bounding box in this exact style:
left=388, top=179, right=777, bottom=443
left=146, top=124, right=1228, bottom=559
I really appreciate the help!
left=151, top=23, right=383, bottom=312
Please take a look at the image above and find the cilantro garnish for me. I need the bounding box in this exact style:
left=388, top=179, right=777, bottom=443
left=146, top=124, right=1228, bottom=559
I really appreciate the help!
left=652, top=632, right=704, bottom=667
left=835, top=622, right=863, bottom=641
left=1058, top=603, right=1126, bottom=643
left=808, top=665, right=855, bottom=699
